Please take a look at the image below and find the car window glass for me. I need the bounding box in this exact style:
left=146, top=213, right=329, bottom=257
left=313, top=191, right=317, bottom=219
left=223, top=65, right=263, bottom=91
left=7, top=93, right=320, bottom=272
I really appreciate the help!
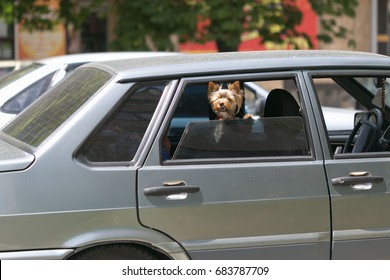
left=82, top=82, right=167, bottom=163
left=313, top=78, right=361, bottom=110
left=0, top=63, right=43, bottom=90
left=1, top=71, right=56, bottom=114
left=0, top=67, right=14, bottom=77
left=2, top=67, right=112, bottom=147
left=164, top=78, right=311, bottom=161
left=312, top=76, right=390, bottom=156
left=355, top=77, right=390, bottom=109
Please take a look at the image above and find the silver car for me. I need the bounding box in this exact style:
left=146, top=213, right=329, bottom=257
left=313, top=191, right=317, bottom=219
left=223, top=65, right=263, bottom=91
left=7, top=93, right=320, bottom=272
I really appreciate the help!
left=1, top=50, right=390, bottom=260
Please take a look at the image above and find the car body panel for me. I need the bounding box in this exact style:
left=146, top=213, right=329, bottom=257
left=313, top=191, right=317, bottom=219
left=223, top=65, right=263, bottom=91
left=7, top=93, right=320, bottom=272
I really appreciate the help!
left=98, top=50, right=390, bottom=81
left=0, top=249, right=74, bottom=260
left=325, top=157, right=390, bottom=259
left=138, top=163, right=331, bottom=259
left=0, top=139, right=34, bottom=171
left=0, top=208, right=187, bottom=259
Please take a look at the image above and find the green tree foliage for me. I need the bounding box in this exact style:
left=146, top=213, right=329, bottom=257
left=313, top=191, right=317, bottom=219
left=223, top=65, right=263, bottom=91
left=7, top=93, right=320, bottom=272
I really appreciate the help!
left=197, top=0, right=310, bottom=51
left=111, top=0, right=358, bottom=52
left=110, top=0, right=200, bottom=51
left=0, top=0, right=103, bottom=32
left=0, top=0, right=53, bottom=31
left=0, top=0, right=359, bottom=52
left=313, top=0, right=359, bottom=47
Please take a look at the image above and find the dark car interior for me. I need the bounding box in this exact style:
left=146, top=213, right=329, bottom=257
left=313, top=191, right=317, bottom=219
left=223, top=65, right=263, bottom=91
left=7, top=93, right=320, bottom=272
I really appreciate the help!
left=315, top=76, right=390, bottom=156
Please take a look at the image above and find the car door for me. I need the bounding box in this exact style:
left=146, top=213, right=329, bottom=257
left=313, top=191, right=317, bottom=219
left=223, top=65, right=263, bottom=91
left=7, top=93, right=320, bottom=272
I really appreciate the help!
left=325, top=156, right=390, bottom=259
left=137, top=74, right=332, bottom=260
left=308, top=71, right=390, bottom=259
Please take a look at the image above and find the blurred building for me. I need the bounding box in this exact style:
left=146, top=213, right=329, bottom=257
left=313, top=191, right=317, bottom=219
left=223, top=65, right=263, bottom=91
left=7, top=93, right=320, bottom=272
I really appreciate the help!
left=0, top=0, right=107, bottom=60
left=0, top=0, right=388, bottom=60
left=317, top=0, right=379, bottom=53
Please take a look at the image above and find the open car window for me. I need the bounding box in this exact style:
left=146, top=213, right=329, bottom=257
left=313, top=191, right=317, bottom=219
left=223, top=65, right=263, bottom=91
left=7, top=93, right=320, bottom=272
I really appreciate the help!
left=312, top=75, right=390, bottom=157
left=164, top=77, right=310, bottom=162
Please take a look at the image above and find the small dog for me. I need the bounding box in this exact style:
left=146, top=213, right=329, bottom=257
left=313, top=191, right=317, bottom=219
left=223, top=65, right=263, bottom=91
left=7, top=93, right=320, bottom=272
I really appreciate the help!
left=208, top=81, right=252, bottom=120
left=208, top=81, right=252, bottom=143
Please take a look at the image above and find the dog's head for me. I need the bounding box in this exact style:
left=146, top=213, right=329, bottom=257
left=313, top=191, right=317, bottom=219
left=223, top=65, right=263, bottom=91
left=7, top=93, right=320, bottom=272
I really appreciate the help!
left=208, top=81, right=244, bottom=120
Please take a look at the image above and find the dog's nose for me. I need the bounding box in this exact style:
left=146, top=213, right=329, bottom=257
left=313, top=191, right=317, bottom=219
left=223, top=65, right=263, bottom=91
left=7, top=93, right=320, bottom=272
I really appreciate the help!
left=219, top=103, right=224, bottom=107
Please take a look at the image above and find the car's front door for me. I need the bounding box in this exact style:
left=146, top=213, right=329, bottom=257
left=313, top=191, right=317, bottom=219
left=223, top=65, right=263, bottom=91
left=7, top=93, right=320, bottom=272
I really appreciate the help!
left=325, top=156, right=390, bottom=259
left=137, top=75, right=332, bottom=259
left=309, top=72, right=390, bottom=259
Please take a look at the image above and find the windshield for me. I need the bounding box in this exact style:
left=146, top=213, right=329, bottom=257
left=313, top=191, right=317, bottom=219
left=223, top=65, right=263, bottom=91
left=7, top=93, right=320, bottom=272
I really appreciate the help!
left=2, top=67, right=112, bottom=148
left=0, top=63, right=43, bottom=90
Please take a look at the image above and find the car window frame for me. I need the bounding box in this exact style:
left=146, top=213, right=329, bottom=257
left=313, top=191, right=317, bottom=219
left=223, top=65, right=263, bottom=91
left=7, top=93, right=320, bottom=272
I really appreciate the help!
left=160, top=72, right=316, bottom=166
left=304, top=69, right=390, bottom=160
left=76, top=80, right=177, bottom=167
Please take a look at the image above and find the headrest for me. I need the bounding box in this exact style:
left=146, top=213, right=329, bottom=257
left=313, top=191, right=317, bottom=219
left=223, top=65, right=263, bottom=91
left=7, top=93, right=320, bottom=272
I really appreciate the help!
left=264, top=88, right=300, bottom=117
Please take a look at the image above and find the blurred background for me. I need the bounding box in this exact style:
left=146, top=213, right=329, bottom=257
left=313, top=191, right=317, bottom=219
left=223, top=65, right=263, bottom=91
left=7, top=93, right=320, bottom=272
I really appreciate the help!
left=0, top=0, right=386, bottom=60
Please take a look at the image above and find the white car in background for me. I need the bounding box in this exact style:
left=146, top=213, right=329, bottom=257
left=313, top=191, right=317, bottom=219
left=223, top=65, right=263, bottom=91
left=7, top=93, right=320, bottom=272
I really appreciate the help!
left=0, top=60, right=31, bottom=77
left=245, top=81, right=358, bottom=131
left=0, top=52, right=175, bottom=127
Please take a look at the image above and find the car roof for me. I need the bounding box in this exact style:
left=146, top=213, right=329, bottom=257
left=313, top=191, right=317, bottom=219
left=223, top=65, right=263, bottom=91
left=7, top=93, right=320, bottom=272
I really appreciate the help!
left=86, top=50, right=390, bottom=81
left=36, top=51, right=177, bottom=65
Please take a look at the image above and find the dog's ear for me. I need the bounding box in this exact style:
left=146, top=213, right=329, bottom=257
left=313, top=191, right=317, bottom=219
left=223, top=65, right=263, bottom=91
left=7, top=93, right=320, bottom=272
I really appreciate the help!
left=208, top=82, right=220, bottom=94
left=229, top=81, right=244, bottom=115
left=228, top=81, right=243, bottom=96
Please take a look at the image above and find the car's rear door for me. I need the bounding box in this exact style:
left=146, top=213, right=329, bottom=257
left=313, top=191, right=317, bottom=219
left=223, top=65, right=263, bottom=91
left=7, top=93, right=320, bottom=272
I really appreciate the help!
left=137, top=73, right=332, bottom=259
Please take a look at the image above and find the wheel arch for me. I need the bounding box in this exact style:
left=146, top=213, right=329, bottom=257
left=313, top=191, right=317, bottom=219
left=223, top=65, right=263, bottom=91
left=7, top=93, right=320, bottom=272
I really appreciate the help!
left=66, top=241, right=171, bottom=260
left=61, top=227, right=189, bottom=260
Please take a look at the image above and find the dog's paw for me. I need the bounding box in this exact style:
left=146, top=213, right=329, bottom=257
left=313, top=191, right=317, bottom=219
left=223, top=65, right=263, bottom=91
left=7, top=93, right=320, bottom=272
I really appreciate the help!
left=243, top=113, right=253, bottom=119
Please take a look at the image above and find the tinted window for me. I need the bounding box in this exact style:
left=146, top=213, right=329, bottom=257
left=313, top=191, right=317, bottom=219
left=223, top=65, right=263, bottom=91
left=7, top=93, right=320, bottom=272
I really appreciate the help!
left=174, top=84, right=209, bottom=117
left=3, top=67, right=111, bottom=147
left=82, top=83, right=166, bottom=162
left=1, top=72, right=55, bottom=114
left=173, top=118, right=309, bottom=159
left=0, top=63, right=42, bottom=90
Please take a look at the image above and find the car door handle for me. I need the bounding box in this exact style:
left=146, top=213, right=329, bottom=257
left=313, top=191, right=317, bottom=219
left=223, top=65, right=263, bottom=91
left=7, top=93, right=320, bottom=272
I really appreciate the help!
left=144, top=185, right=200, bottom=196
left=331, top=171, right=383, bottom=190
